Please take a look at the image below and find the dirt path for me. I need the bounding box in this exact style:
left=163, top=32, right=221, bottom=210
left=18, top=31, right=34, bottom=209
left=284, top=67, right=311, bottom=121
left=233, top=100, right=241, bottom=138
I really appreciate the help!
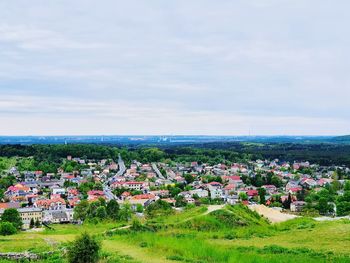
left=204, top=205, right=225, bottom=215
left=249, top=204, right=297, bottom=223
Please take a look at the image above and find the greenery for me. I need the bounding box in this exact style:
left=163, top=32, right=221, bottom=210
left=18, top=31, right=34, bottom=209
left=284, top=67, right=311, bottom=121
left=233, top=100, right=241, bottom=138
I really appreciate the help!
left=0, top=205, right=349, bottom=262
left=1, top=208, right=22, bottom=229
left=0, top=222, right=17, bottom=235
left=67, top=232, right=101, bottom=263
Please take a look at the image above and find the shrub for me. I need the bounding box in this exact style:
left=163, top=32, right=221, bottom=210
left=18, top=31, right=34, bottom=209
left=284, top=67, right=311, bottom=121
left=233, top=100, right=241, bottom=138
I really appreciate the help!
left=0, top=222, right=17, bottom=236
left=67, top=232, right=101, bottom=263
left=1, top=208, right=22, bottom=229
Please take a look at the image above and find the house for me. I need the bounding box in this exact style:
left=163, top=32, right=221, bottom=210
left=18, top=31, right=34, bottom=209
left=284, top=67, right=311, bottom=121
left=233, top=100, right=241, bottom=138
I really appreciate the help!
left=43, top=209, right=74, bottom=224
left=290, top=201, right=306, bottom=212
left=223, top=176, right=243, bottom=186
left=0, top=202, right=21, bottom=209
left=246, top=189, right=258, bottom=198
left=300, top=178, right=317, bottom=189
left=185, top=197, right=195, bottom=204
left=87, top=190, right=105, bottom=201
left=35, top=197, right=66, bottom=210
left=226, top=195, right=239, bottom=205
left=288, top=187, right=302, bottom=194
left=262, top=185, right=277, bottom=194
left=111, top=181, right=146, bottom=191
left=189, top=189, right=208, bottom=198
left=223, top=184, right=236, bottom=196
left=127, top=194, right=158, bottom=208
left=52, top=187, right=66, bottom=195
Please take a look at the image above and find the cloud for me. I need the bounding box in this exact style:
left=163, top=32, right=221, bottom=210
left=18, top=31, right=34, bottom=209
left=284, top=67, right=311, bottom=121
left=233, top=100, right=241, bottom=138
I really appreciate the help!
left=0, top=0, right=349, bottom=135
left=0, top=24, right=106, bottom=51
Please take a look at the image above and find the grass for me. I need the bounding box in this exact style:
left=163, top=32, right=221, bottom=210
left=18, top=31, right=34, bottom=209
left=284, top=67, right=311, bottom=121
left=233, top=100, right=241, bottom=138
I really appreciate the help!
left=0, top=206, right=349, bottom=262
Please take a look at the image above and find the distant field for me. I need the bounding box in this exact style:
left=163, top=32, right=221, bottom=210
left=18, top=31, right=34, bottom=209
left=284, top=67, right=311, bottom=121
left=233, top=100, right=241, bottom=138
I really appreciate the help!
left=0, top=206, right=349, bottom=262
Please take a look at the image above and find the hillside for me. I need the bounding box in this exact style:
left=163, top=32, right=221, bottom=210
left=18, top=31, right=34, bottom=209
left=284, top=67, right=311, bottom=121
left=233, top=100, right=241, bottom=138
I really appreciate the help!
left=1, top=205, right=350, bottom=262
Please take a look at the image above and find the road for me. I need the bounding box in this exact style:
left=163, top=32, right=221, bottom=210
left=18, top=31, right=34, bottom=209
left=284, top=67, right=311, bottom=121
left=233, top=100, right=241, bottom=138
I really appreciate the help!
left=103, top=184, right=115, bottom=201
left=152, top=163, right=165, bottom=179
left=103, top=154, right=126, bottom=200
left=116, top=153, right=126, bottom=176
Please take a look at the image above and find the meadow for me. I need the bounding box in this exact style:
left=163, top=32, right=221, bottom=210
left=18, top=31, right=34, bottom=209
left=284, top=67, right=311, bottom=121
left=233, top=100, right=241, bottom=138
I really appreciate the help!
left=0, top=205, right=349, bottom=263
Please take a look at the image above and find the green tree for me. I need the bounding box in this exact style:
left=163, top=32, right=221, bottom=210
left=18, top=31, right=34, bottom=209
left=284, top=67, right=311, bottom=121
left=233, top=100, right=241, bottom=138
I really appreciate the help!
left=1, top=208, right=22, bottom=229
left=35, top=219, right=41, bottom=228
left=258, top=188, right=266, bottom=204
left=96, top=206, right=107, bottom=220
left=0, top=222, right=17, bottom=236
left=136, top=204, right=144, bottom=213
left=118, top=203, right=132, bottom=221
left=318, top=197, right=332, bottom=215
left=145, top=200, right=173, bottom=218
left=175, top=195, right=187, bottom=207
left=271, top=176, right=282, bottom=188
left=106, top=199, right=120, bottom=220
left=29, top=218, right=35, bottom=229
left=74, top=200, right=90, bottom=221
left=67, top=233, right=101, bottom=263
left=184, top=174, right=195, bottom=184
left=239, top=192, right=248, bottom=201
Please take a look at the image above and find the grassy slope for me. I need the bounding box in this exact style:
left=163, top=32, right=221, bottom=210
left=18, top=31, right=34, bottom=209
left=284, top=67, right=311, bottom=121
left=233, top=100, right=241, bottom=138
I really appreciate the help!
left=0, top=206, right=349, bottom=262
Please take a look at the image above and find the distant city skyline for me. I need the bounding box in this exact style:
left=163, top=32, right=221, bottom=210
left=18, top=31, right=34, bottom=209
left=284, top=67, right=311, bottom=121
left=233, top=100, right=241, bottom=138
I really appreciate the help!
left=0, top=1, right=349, bottom=136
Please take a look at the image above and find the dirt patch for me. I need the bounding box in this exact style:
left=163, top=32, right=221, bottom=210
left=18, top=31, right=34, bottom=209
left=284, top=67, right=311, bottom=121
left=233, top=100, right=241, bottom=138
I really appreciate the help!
left=249, top=205, right=297, bottom=223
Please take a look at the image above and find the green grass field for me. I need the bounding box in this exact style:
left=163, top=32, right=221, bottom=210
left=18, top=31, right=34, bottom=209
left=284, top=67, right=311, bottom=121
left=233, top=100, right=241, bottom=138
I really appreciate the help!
left=0, top=205, right=349, bottom=262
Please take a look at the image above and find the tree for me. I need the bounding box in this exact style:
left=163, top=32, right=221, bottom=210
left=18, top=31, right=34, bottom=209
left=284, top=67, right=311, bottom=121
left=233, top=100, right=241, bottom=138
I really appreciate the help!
left=93, top=182, right=103, bottom=191
left=258, top=188, right=266, bottom=205
left=318, top=197, right=332, bottom=215
left=136, top=204, right=144, bottom=213
left=106, top=200, right=120, bottom=220
left=296, top=189, right=307, bottom=201
left=67, top=233, right=100, bottom=263
left=282, top=193, right=292, bottom=209
left=29, top=218, right=35, bottom=229
left=239, top=192, right=248, bottom=201
left=35, top=219, right=41, bottom=228
left=0, top=222, right=17, bottom=236
left=87, top=201, right=101, bottom=218
left=74, top=200, right=90, bottom=221
left=1, top=208, right=22, bottom=229
left=145, top=200, right=173, bottom=218
left=184, top=174, right=195, bottom=184
left=96, top=206, right=107, bottom=220
left=118, top=203, right=132, bottom=221
left=344, top=181, right=350, bottom=191
left=175, top=195, right=187, bottom=207
left=271, top=176, right=282, bottom=188
left=0, top=189, right=4, bottom=201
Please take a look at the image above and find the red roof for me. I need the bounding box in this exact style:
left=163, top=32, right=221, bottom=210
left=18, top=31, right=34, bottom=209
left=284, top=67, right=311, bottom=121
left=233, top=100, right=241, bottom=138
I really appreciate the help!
left=124, top=181, right=143, bottom=185
left=224, top=184, right=236, bottom=190
left=132, top=194, right=155, bottom=200
left=87, top=190, right=104, bottom=196
left=247, top=190, right=258, bottom=196
left=208, top=181, right=222, bottom=186
left=289, top=187, right=302, bottom=192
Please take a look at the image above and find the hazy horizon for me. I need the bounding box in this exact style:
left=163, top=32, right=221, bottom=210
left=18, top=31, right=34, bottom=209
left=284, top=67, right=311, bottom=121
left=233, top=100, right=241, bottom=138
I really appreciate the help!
left=1, top=1, right=350, bottom=136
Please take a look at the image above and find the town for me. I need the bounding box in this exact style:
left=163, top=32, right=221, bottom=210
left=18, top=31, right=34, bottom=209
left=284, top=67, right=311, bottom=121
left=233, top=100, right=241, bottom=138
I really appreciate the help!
left=1, top=148, right=349, bottom=230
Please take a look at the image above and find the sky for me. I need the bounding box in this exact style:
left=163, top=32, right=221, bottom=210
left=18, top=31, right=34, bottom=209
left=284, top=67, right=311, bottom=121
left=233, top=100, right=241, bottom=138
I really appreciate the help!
left=0, top=0, right=349, bottom=136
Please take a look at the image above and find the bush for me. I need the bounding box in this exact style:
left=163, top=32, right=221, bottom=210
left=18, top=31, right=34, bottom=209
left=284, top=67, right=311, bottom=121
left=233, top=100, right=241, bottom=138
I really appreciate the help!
left=1, top=208, right=22, bottom=229
left=67, top=232, right=101, bottom=263
left=145, top=200, right=174, bottom=218
left=0, top=222, right=17, bottom=235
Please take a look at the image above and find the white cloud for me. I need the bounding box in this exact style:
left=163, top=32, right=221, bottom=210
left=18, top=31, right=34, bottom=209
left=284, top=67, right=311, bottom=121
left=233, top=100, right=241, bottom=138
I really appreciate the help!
left=0, top=1, right=349, bottom=135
